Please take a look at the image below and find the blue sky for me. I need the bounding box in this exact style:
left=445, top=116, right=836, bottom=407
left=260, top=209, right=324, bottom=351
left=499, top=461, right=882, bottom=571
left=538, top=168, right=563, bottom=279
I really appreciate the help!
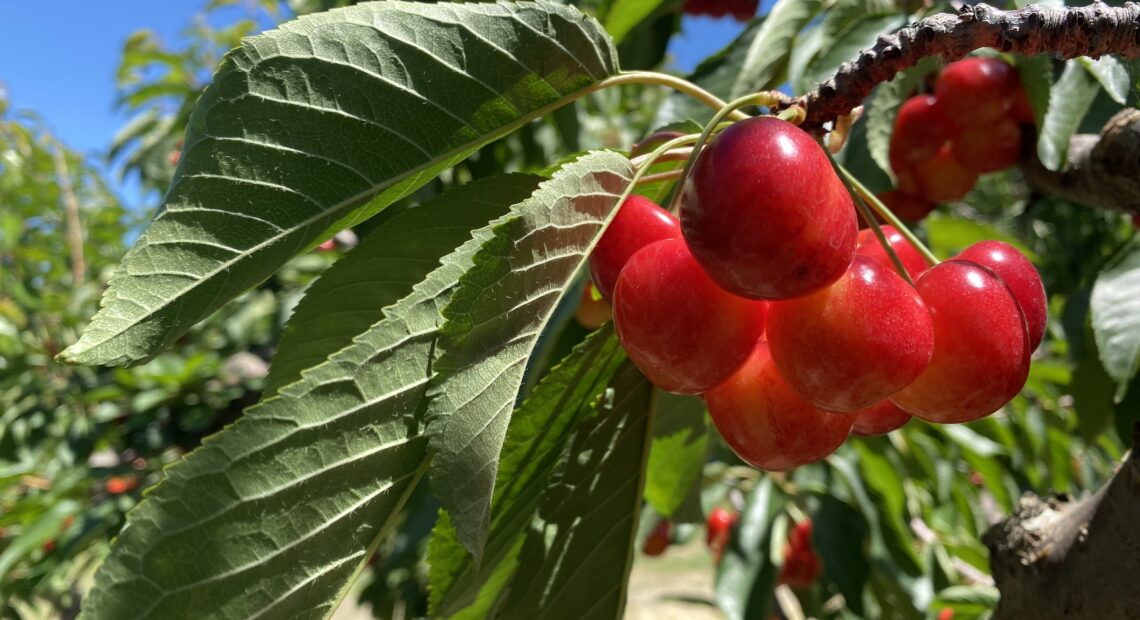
left=0, top=2, right=745, bottom=210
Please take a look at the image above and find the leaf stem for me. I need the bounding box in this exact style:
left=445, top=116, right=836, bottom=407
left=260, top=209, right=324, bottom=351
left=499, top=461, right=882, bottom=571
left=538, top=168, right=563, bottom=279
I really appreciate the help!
left=596, top=71, right=751, bottom=120
left=836, top=165, right=940, bottom=266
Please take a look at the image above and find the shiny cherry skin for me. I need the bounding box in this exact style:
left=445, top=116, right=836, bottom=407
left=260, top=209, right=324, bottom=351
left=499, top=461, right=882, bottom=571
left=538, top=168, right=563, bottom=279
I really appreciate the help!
left=955, top=240, right=1047, bottom=350
left=681, top=116, right=857, bottom=300
left=890, top=260, right=1031, bottom=423
left=705, top=341, right=853, bottom=471
left=951, top=117, right=1022, bottom=173
left=767, top=255, right=934, bottom=412
left=935, top=57, right=1022, bottom=125
left=588, top=195, right=681, bottom=301
left=889, top=95, right=956, bottom=165
left=613, top=239, right=766, bottom=394
left=851, top=401, right=912, bottom=436
left=856, top=225, right=928, bottom=281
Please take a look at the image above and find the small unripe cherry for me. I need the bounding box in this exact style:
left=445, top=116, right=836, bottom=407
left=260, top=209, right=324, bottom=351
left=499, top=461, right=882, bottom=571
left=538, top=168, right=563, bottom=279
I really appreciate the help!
left=681, top=116, right=857, bottom=300
left=574, top=284, right=611, bottom=330
left=951, top=117, right=1022, bottom=173
left=890, top=260, right=1031, bottom=423
left=935, top=57, right=1021, bottom=125
left=588, top=195, right=681, bottom=302
left=889, top=95, right=956, bottom=166
left=705, top=341, right=853, bottom=471
left=613, top=239, right=766, bottom=394
left=767, top=256, right=934, bottom=412
left=955, top=240, right=1047, bottom=350
left=855, top=225, right=928, bottom=281
left=851, top=401, right=911, bottom=436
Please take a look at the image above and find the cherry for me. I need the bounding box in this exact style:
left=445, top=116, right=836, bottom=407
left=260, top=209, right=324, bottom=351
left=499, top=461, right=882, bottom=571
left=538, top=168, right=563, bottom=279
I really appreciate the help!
left=767, top=255, right=934, bottom=412
left=682, top=0, right=758, bottom=20
left=851, top=401, right=911, bottom=436
left=955, top=240, right=1047, bottom=350
left=855, top=225, right=928, bottom=281
left=779, top=520, right=822, bottom=589
left=1010, top=86, right=1036, bottom=125
left=890, top=260, right=1031, bottom=423
left=875, top=190, right=937, bottom=222
left=706, top=507, right=738, bottom=548
left=907, top=144, right=978, bottom=203
left=574, top=284, right=611, bottom=330
left=935, top=57, right=1021, bottom=125
left=642, top=520, right=671, bottom=556
left=705, top=340, right=853, bottom=471
left=588, top=195, right=682, bottom=302
left=938, top=609, right=955, bottom=620
left=613, top=239, right=766, bottom=394
left=888, top=95, right=956, bottom=166
left=951, top=116, right=1022, bottom=173
left=681, top=116, right=857, bottom=300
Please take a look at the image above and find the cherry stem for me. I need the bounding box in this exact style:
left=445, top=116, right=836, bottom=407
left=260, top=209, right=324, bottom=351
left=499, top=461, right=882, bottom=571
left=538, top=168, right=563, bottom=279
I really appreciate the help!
left=825, top=153, right=914, bottom=283
left=635, top=169, right=685, bottom=185
left=836, top=165, right=941, bottom=266
left=596, top=71, right=751, bottom=121
left=664, top=92, right=778, bottom=214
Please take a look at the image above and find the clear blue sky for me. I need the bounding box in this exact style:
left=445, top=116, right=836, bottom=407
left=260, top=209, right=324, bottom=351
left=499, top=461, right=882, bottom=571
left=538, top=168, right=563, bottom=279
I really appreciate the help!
left=0, top=2, right=745, bottom=210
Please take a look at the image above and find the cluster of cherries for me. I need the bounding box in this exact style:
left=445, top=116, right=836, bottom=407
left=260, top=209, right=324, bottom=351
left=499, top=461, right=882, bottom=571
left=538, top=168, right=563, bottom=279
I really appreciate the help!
left=589, top=112, right=1046, bottom=472
left=778, top=519, right=822, bottom=590
left=882, top=56, right=1034, bottom=217
left=681, top=0, right=758, bottom=20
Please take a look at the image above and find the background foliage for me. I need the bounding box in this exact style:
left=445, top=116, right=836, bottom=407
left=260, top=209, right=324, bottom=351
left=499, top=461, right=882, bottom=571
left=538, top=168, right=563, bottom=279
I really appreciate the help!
left=3, top=0, right=1139, bottom=618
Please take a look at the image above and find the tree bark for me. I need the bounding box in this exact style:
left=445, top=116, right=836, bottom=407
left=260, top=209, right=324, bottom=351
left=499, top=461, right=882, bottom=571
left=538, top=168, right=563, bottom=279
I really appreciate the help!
left=984, top=425, right=1140, bottom=619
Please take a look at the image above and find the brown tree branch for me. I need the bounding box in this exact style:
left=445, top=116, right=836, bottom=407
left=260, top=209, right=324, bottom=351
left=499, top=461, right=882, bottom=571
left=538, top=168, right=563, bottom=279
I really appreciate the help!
left=1021, top=108, right=1140, bottom=217
left=791, top=2, right=1140, bottom=130
left=983, top=424, right=1140, bottom=619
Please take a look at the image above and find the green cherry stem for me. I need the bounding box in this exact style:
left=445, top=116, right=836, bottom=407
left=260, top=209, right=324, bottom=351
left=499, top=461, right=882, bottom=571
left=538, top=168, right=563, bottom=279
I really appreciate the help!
left=595, top=71, right=751, bottom=121
left=828, top=155, right=915, bottom=285
left=836, top=165, right=941, bottom=266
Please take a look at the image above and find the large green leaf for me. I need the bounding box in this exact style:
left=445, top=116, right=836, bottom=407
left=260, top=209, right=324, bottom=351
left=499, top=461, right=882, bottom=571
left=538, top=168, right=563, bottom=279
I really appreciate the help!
left=1090, top=238, right=1140, bottom=398
left=1080, top=55, right=1131, bottom=105
left=643, top=391, right=708, bottom=520
left=78, top=181, right=525, bottom=619
left=602, top=0, right=671, bottom=45
left=730, top=0, right=822, bottom=96
left=426, top=150, right=635, bottom=561
left=265, top=174, right=542, bottom=395
left=427, top=327, right=628, bottom=616
left=1038, top=59, right=1101, bottom=171
left=499, top=360, right=654, bottom=619
left=813, top=496, right=870, bottom=615
left=60, top=0, right=619, bottom=366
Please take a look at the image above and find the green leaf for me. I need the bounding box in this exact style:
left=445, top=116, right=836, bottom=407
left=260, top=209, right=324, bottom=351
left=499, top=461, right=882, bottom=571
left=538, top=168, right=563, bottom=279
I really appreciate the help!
left=644, top=391, right=708, bottom=520
left=603, top=0, right=670, bottom=45
left=802, top=13, right=905, bottom=89
left=851, top=441, right=922, bottom=574
left=1016, top=54, right=1054, bottom=129
left=426, top=151, right=635, bottom=561
left=813, top=496, right=870, bottom=614
left=925, top=212, right=1037, bottom=262
left=1080, top=56, right=1130, bottom=105
left=1091, top=237, right=1140, bottom=398
left=79, top=180, right=523, bottom=619
left=730, top=0, right=823, bottom=96
left=715, top=477, right=786, bottom=620
left=1037, top=59, right=1101, bottom=171
left=265, top=174, right=542, bottom=395
left=499, top=360, right=654, bottom=619
left=427, top=327, right=628, bottom=616
left=61, top=1, right=619, bottom=366
left=1071, top=325, right=1117, bottom=440
left=862, top=58, right=941, bottom=180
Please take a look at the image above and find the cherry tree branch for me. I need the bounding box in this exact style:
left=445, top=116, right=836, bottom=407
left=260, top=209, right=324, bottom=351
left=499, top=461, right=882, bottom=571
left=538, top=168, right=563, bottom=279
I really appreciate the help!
left=789, top=2, right=1140, bottom=129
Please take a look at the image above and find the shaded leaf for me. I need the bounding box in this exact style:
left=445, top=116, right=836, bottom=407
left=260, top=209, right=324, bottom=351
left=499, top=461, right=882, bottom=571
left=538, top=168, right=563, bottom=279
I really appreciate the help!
left=715, top=477, right=786, bottom=620
left=426, top=151, right=635, bottom=561
left=78, top=171, right=524, bottom=618
left=1038, top=59, right=1100, bottom=171
left=644, top=391, right=708, bottom=520
left=265, top=174, right=541, bottom=395
left=1016, top=53, right=1054, bottom=129
left=813, top=496, right=870, bottom=614
left=1090, top=237, right=1140, bottom=398
left=1071, top=325, right=1117, bottom=441
left=61, top=0, right=619, bottom=366
left=802, top=13, right=905, bottom=89
left=731, top=0, right=823, bottom=96
left=427, top=327, right=627, bottom=616
left=603, top=0, right=671, bottom=45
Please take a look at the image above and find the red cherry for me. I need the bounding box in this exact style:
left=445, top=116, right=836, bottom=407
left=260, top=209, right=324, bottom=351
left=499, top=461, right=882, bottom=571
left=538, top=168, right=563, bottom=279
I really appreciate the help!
left=876, top=190, right=937, bottom=222
left=779, top=520, right=822, bottom=589
left=908, top=145, right=978, bottom=203
left=951, top=116, right=1022, bottom=173
left=889, top=95, right=956, bottom=166
left=1010, top=87, right=1035, bottom=125
left=955, top=240, right=1047, bottom=350
left=935, top=57, right=1021, bottom=125
left=731, top=0, right=759, bottom=20
left=938, top=609, right=955, bottom=620
left=613, top=239, right=766, bottom=394
left=316, top=238, right=337, bottom=252
left=681, top=116, right=857, bottom=300
left=705, top=341, right=853, bottom=471
left=105, top=475, right=138, bottom=495
left=890, top=260, right=1031, bottom=423
left=856, top=225, right=928, bottom=280
left=642, top=521, right=671, bottom=556
left=706, top=507, right=738, bottom=547
left=851, top=400, right=911, bottom=436
left=588, top=195, right=681, bottom=302
left=767, top=255, right=934, bottom=412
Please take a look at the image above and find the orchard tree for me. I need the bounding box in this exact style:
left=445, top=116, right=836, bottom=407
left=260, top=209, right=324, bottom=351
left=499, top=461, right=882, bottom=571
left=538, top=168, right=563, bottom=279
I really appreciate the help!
left=50, top=0, right=1140, bottom=618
